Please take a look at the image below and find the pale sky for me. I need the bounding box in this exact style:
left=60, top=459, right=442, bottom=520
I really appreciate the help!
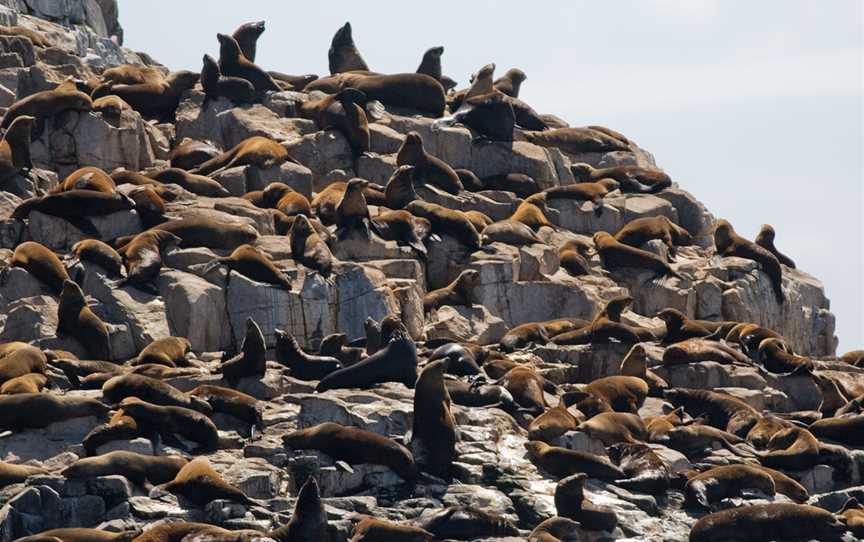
left=121, top=0, right=863, bottom=353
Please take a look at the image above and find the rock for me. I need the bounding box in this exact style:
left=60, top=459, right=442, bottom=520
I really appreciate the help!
left=424, top=304, right=507, bottom=345
left=28, top=210, right=142, bottom=251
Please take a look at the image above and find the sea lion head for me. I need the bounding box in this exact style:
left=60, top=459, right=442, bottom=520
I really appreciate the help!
left=570, top=163, right=595, bottom=182
left=713, top=219, right=735, bottom=251
left=604, top=294, right=633, bottom=319
left=523, top=440, right=548, bottom=460
left=166, top=70, right=200, bottom=92
left=656, top=308, right=685, bottom=328
left=596, top=178, right=620, bottom=192
left=504, top=68, right=527, bottom=85
left=332, top=22, right=354, bottom=47
left=263, top=182, right=294, bottom=207
left=65, top=91, right=94, bottom=113
left=401, top=131, right=424, bottom=157
left=592, top=231, right=614, bottom=248
left=758, top=223, right=776, bottom=243
left=235, top=20, right=266, bottom=39
left=217, top=33, right=242, bottom=61
left=620, top=343, right=649, bottom=377
left=60, top=279, right=86, bottom=308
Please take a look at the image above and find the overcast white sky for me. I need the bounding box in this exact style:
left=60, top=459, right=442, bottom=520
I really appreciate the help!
left=121, top=0, right=863, bottom=353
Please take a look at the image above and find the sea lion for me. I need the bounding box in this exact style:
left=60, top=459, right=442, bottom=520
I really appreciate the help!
left=147, top=167, right=230, bottom=197
left=839, top=498, right=864, bottom=538
left=510, top=193, right=554, bottom=230
left=128, top=523, right=248, bottom=542
left=559, top=240, right=593, bottom=276
left=481, top=219, right=545, bottom=246
left=755, top=224, right=795, bottom=268
left=16, top=529, right=140, bottom=542
left=499, top=365, right=553, bottom=414
left=219, top=317, right=266, bottom=383
left=216, top=33, right=279, bottom=92
left=760, top=426, right=821, bottom=471
left=299, top=88, right=370, bottom=155
left=62, top=451, right=187, bottom=487
left=662, top=338, right=751, bottom=367
left=684, top=464, right=776, bottom=507
left=117, top=230, right=181, bottom=292
left=0, top=25, right=52, bottom=48
left=1, top=81, right=92, bottom=133
left=144, top=216, right=259, bottom=251
left=405, top=201, right=481, bottom=250
left=316, top=325, right=417, bottom=392
left=68, top=239, right=123, bottom=277
left=656, top=309, right=714, bottom=344
left=372, top=210, right=430, bottom=256
left=615, top=215, right=693, bottom=257
left=745, top=414, right=793, bottom=448
left=92, top=70, right=199, bottom=121
left=757, top=338, right=813, bottom=373
left=714, top=219, right=783, bottom=304
left=528, top=398, right=584, bottom=443
left=0, top=393, right=108, bottom=430
left=102, top=373, right=212, bottom=414
left=335, top=178, right=378, bottom=239
left=663, top=388, right=760, bottom=436
left=81, top=402, right=140, bottom=454
left=0, top=373, right=48, bottom=394
left=448, top=63, right=543, bottom=131
left=269, top=476, right=328, bottom=542
left=410, top=359, right=457, bottom=476
left=384, top=165, right=418, bottom=209
left=728, top=323, right=784, bottom=357
left=192, top=136, right=292, bottom=176
left=841, top=350, right=864, bottom=367
left=282, top=422, right=417, bottom=479
left=570, top=163, right=672, bottom=193
left=581, top=375, right=649, bottom=414
left=759, top=466, right=809, bottom=502
left=0, top=461, right=49, bottom=488
left=154, top=456, right=255, bottom=506
left=188, top=385, right=263, bottom=431
left=495, top=68, right=527, bottom=98
left=205, top=244, right=291, bottom=289
left=289, top=214, right=334, bottom=277
left=688, top=503, right=846, bottom=542
left=328, top=22, right=369, bottom=74
left=499, top=318, right=589, bottom=352
left=0, top=114, right=34, bottom=181
left=118, top=398, right=219, bottom=453
left=168, top=139, right=221, bottom=171
left=809, top=414, right=864, bottom=446
left=523, top=127, right=629, bottom=155
left=414, top=507, right=519, bottom=539
left=98, top=65, right=163, bottom=86
left=51, top=166, right=116, bottom=194
left=8, top=241, right=70, bottom=294
left=607, top=442, right=671, bottom=494
left=427, top=343, right=481, bottom=376
left=312, top=72, right=446, bottom=117
left=576, top=412, right=648, bottom=445
left=423, top=269, right=479, bottom=312
left=525, top=441, right=624, bottom=480
left=56, top=280, right=111, bottom=360
left=396, top=132, right=462, bottom=194
left=274, top=328, right=341, bottom=380
left=134, top=337, right=192, bottom=368
left=12, top=190, right=135, bottom=232
left=551, top=295, right=644, bottom=346
left=544, top=179, right=619, bottom=216
left=231, top=20, right=265, bottom=63
left=656, top=424, right=755, bottom=459
left=349, top=517, right=433, bottom=542
left=528, top=517, right=580, bottom=542
left=416, top=46, right=445, bottom=82
left=593, top=231, right=680, bottom=277
left=435, top=69, right=516, bottom=140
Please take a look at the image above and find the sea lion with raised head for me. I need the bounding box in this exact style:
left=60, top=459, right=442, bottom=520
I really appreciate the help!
left=289, top=214, right=334, bottom=277
left=396, top=132, right=462, bottom=194
left=316, top=325, right=417, bottom=392
left=0, top=114, right=34, bottom=181
left=423, top=269, right=480, bottom=312
left=570, top=162, right=672, bottom=193
left=56, top=280, right=111, bottom=360
left=269, top=476, right=328, bottom=542
left=714, top=219, right=783, bottom=304
left=274, top=328, right=341, bottom=381
left=219, top=317, right=266, bottom=383
left=384, top=165, right=418, bottom=210
left=8, top=241, right=70, bottom=295
left=328, top=22, right=369, bottom=74
left=216, top=33, right=279, bottom=92
left=410, top=359, right=457, bottom=476
left=117, top=229, right=181, bottom=292
left=299, top=88, right=370, bottom=155
left=755, top=223, right=795, bottom=268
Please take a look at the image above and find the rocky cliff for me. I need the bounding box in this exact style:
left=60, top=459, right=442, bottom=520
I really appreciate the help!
left=0, top=3, right=859, bottom=542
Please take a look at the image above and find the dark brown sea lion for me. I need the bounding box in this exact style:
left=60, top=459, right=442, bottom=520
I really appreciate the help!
left=396, top=131, right=462, bottom=194
left=0, top=114, right=34, bottom=181
left=118, top=398, right=219, bottom=453
left=92, top=95, right=133, bottom=119
left=435, top=66, right=516, bottom=141
left=839, top=498, right=864, bottom=538
left=168, top=139, right=221, bottom=171
left=320, top=72, right=446, bottom=117
left=188, top=385, right=263, bottom=430
left=528, top=398, right=584, bottom=443
left=414, top=507, right=519, bottom=539
left=117, top=230, right=181, bottom=292
left=282, top=422, right=417, bottom=479
left=523, top=127, right=629, bottom=155
left=299, top=88, right=370, bottom=155
left=16, top=529, right=140, bottom=542
left=92, top=70, right=199, bottom=121
left=1, top=80, right=92, bottom=133
left=684, top=464, right=775, bottom=507
left=0, top=393, right=108, bottom=430
left=154, top=456, right=255, bottom=506
left=384, top=165, right=418, bottom=209
left=525, top=441, right=624, bottom=480
left=134, top=337, right=191, bottom=368
left=372, top=210, right=430, bottom=256
left=269, top=477, right=328, bottom=542
left=68, top=239, right=123, bottom=277
left=216, top=33, right=279, bottom=92
left=416, top=46, right=445, bottom=82
left=558, top=240, right=593, bottom=276
left=192, top=136, right=292, bottom=176
left=56, top=280, right=111, bottom=360
left=410, top=359, right=457, bottom=477
left=289, top=214, right=334, bottom=277
left=656, top=309, right=716, bottom=344
left=608, top=442, right=671, bottom=494
left=528, top=517, right=580, bottom=542
left=0, top=461, right=50, bottom=488
left=8, top=241, right=70, bottom=294
left=62, top=451, right=187, bottom=487
left=663, top=388, right=760, bottom=436
left=662, top=338, right=751, bottom=367
left=316, top=325, right=417, bottom=392
left=499, top=365, right=553, bottom=414
left=755, top=224, right=795, bottom=268
left=757, top=338, right=813, bottom=373
left=148, top=167, right=230, bottom=197
left=335, top=178, right=379, bottom=239
left=274, top=328, right=341, bottom=380
left=495, top=68, right=527, bottom=98
left=760, top=426, right=821, bottom=471
left=219, top=317, right=266, bottom=383
left=205, top=244, right=291, bottom=289
left=688, top=503, right=846, bottom=542
left=202, top=51, right=258, bottom=104
left=102, top=373, right=212, bottom=414
left=231, top=20, right=265, bottom=62
left=571, top=162, right=671, bottom=193
left=593, top=231, right=680, bottom=277
left=423, top=269, right=479, bottom=312
left=328, top=22, right=369, bottom=74
left=714, top=219, right=783, bottom=304
left=12, top=191, right=135, bottom=233
left=405, top=201, right=481, bottom=250
left=615, top=215, right=693, bottom=257
left=810, top=414, right=864, bottom=446
left=552, top=295, right=645, bottom=346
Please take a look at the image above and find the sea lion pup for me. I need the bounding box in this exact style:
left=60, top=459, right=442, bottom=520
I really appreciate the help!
left=142, top=216, right=259, bottom=251
left=558, top=240, right=593, bottom=276
left=384, top=165, right=418, bottom=209
left=684, top=464, right=776, bottom=508
left=16, top=530, right=141, bottom=542
left=410, top=359, right=457, bottom=476
left=759, top=426, right=821, bottom=470
left=593, top=231, right=681, bottom=278
left=614, top=215, right=693, bottom=257
left=810, top=414, right=864, bottom=446
left=300, top=88, right=370, bottom=155
left=118, top=397, right=219, bottom=453
left=372, top=210, right=430, bottom=256
left=116, top=230, right=181, bottom=293
left=0, top=80, right=92, bottom=133
left=664, top=388, right=761, bottom=436
left=153, top=456, right=256, bottom=506
left=67, top=239, right=123, bottom=277
left=51, top=166, right=117, bottom=194
left=0, top=114, right=34, bottom=181
left=405, top=200, right=481, bottom=250
left=219, top=317, right=266, bottom=384
left=335, top=178, right=379, bottom=239
left=102, top=373, right=212, bottom=414
left=56, top=280, right=112, bottom=360
left=528, top=397, right=584, bottom=443
left=188, top=385, right=263, bottom=431
left=204, top=244, right=291, bottom=290
left=714, top=219, right=784, bottom=304
left=316, top=325, right=417, bottom=392
left=289, top=214, right=334, bottom=277
left=0, top=393, right=108, bottom=430
left=62, top=451, right=187, bottom=488
left=525, top=441, right=625, bottom=480
left=576, top=412, right=649, bottom=445
left=348, top=517, right=433, bottom=542
left=570, top=162, right=671, bottom=194
left=134, top=337, right=192, bottom=368
left=522, top=127, right=629, bottom=154
left=757, top=338, right=813, bottom=373
left=662, top=338, right=751, bottom=367
left=754, top=223, right=795, bottom=268
left=607, top=442, right=671, bottom=494
left=396, top=131, right=462, bottom=194
left=7, top=241, right=70, bottom=295
left=283, top=422, right=417, bottom=479
left=414, top=507, right=519, bottom=539
left=147, top=167, right=230, bottom=197
left=0, top=373, right=48, bottom=394
left=528, top=517, right=580, bottom=542
left=92, top=70, right=199, bottom=121
left=191, top=135, right=292, bottom=176
left=839, top=498, right=864, bottom=538
left=423, top=269, right=480, bottom=313
left=216, top=33, right=280, bottom=93
left=0, top=461, right=50, bottom=487
left=688, top=503, right=846, bottom=542
left=274, top=328, right=341, bottom=380
left=328, top=21, right=369, bottom=74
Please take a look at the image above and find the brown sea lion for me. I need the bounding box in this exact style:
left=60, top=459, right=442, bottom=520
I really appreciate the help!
left=216, top=33, right=279, bottom=92
left=188, top=385, right=263, bottom=431
left=528, top=517, right=580, bottom=542
left=56, top=280, right=111, bottom=360
left=405, top=200, right=481, bottom=250
left=396, top=131, right=462, bottom=194
left=117, top=229, right=181, bottom=292
left=11, top=191, right=134, bottom=231
left=839, top=497, right=864, bottom=538
left=349, top=517, right=433, bottom=542
left=714, top=219, right=783, bottom=304
left=755, top=224, right=795, bottom=268
left=299, top=88, right=370, bottom=155
left=558, top=240, right=593, bottom=276
left=684, top=464, right=775, bottom=507
left=92, top=71, right=199, bottom=121
left=81, top=403, right=140, bottom=455
left=384, top=165, right=418, bottom=210
left=423, top=269, right=479, bottom=312
left=0, top=392, right=108, bottom=430
left=1, top=80, right=92, bottom=132
left=413, top=507, right=519, bottom=539
left=576, top=412, right=648, bottom=445
left=134, top=337, right=191, bottom=368
left=148, top=167, right=230, bottom=197
left=50, top=166, right=116, bottom=194
left=282, top=422, right=417, bottom=479
left=544, top=179, right=619, bottom=216
left=607, top=442, right=671, bottom=494
left=614, top=215, right=693, bottom=257
left=759, top=466, right=809, bottom=502
left=219, top=317, right=266, bottom=383
left=0, top=461, right=49, bottom=488
left=231, top=21, right=265, bottom=62
left=528, top=398, right=584, bottom=443
left=551, top=295, right=644, bottom=346
left=410, top=359, right=457, bottom=476
left=688, top=503, right=846, bottom=542
left=68, top=239, right=123, bottom=277
left=310, top=72, right=446, bottom=117
left=757, top=338, right=813, bottom=373
left=62, top=451, right=187, bottom=487
left=760, top=426, right=821, bottom=471
left=154, top=456, right=255, bottom=506
left=525, top=441, right=624, bottom=480
left=500, top=318, right=590, bottom=352
left=8, top=241, right=70, bottom=294
left=656, top=308, right=714, bottom=344
left=593, top=231, right=680, bottom=277
left=523, top=127, right=629, bottom=155
left=168, top=139, right=221, bottom=171
left=581, top=375, right=649, bottom=414
left=289, top=214, right=334, bottom=277
left=662, top=338, right=751, bottom=367
left=0, top=345, right=47, bottom=385
left=809, top=414, right=864, bottom=446
left=192, top=136, right=292, bottom=176
left=436, top=63, right=516, bottom=141
left=499, top=365, right=553, bottom=414
left=510, top=193, right=555, bottom=230
left=144, top=216, right=259, bottom=251
left=205, top=244, right=291, bottom=289
left=0, top=373, right=48, bottom=394
left=416, top=46, right=445, bottom=82
left=275, top=328, right=341, bottom=381
left=481, top=219, right=545, bottom=246
left=16, top=529, right=140, bottom=542
left=118, top=398, right=219, bottom=453
left=372, top=210, right=430, bottom=256
left=0, top=114, right=34, bottom=181
left=571, top=162, right=672, bottom=194
left=269, top=476, right=328, bottom=542
left=316, top=325, right=417, bottom=392
left=840, top=350, right=864, bottom=367
left=335, top=178, right=378, bottom=239
left=102, top=373, right=212, bottom=413
left=92, top=95, right=132, bottom=119
left=494, top=68, right=527, bottom=98
left=663, top=388, right=760, bottom=436
left=328, top=22, right=369, bottom=74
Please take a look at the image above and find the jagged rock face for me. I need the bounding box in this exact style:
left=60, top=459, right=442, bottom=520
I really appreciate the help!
left=0, top=5, right=855, bottom=542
